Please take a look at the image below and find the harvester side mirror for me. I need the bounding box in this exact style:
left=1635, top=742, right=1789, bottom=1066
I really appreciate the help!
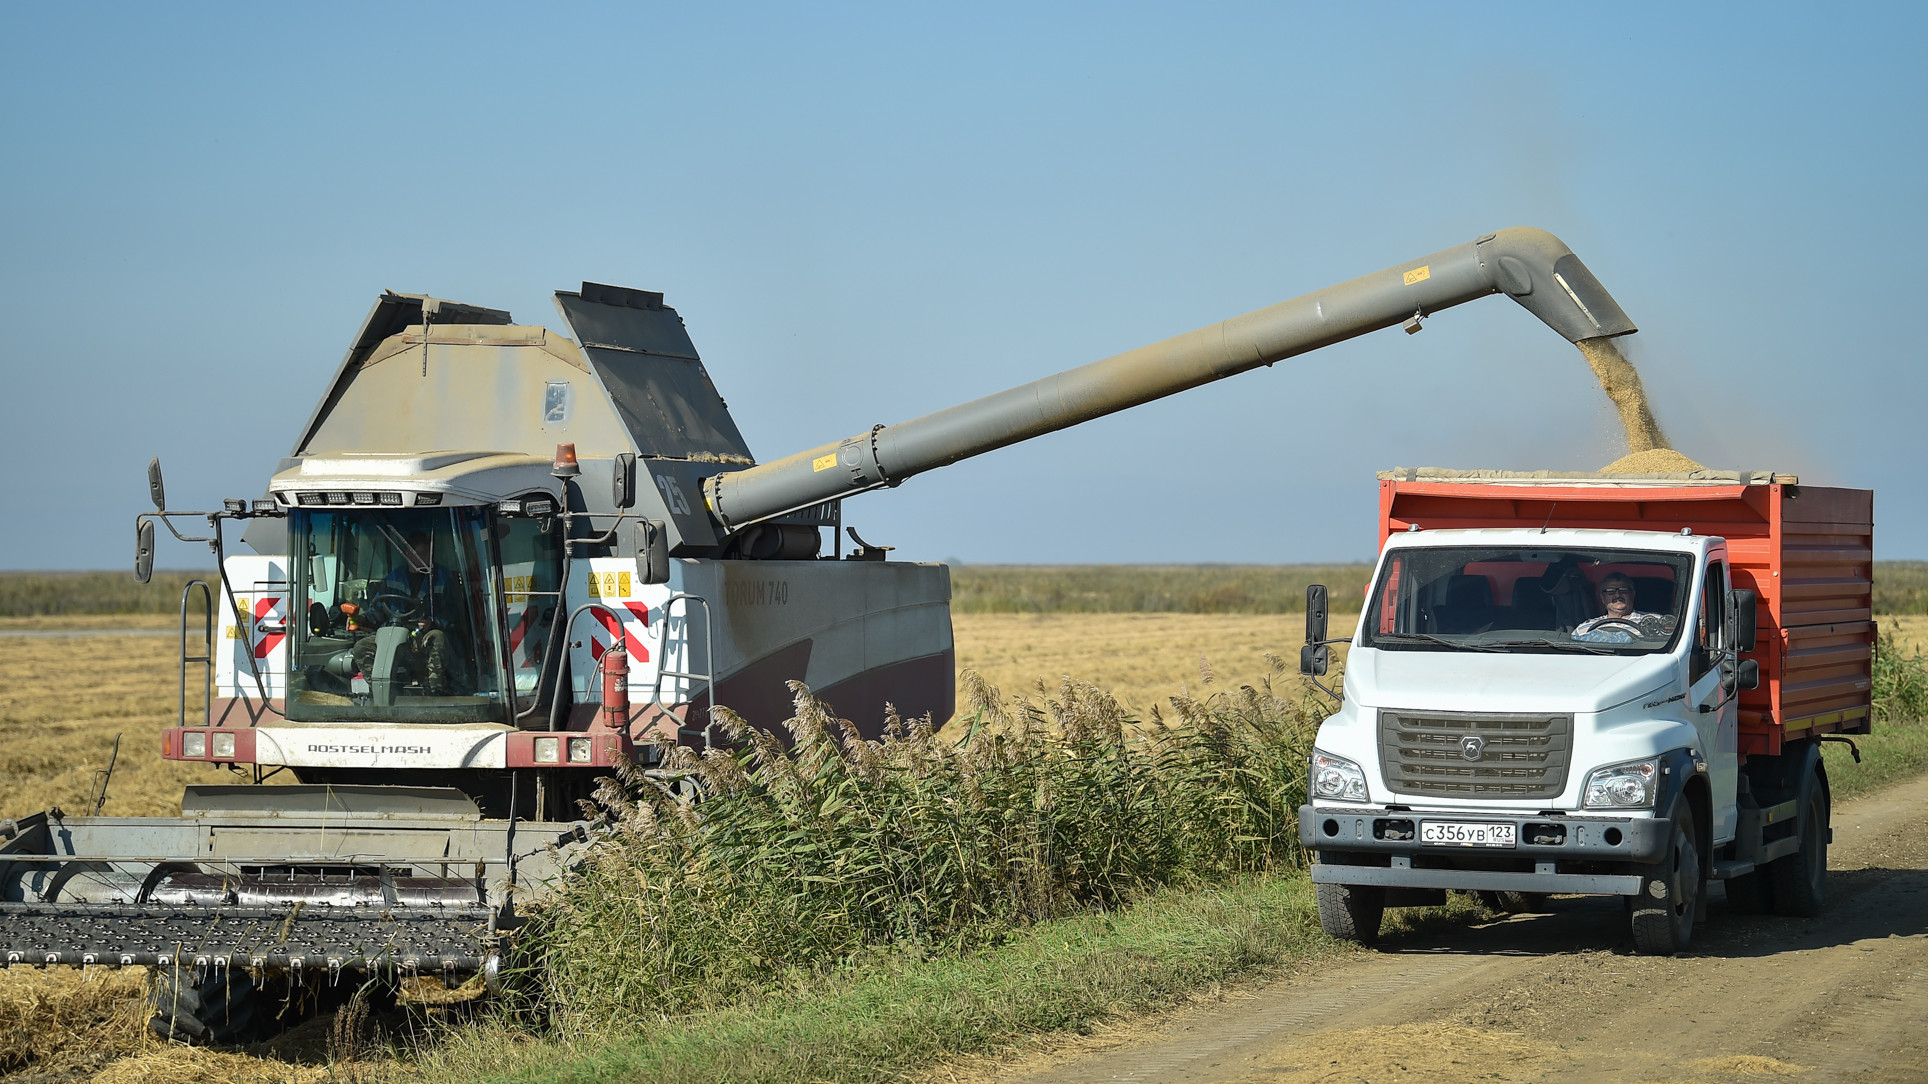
left=636, top=519, right=670, bottom=585
left=1733, top=589, right=1759, bottom=653
left=613, top=452, right=636, bottom=509
left=146, top=457, right=166, bottom=512
left=134, top=518, right=155, bottom=584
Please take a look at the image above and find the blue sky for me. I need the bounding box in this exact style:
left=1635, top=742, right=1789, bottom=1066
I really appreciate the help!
left=3, top=3, right=1922, bottom=568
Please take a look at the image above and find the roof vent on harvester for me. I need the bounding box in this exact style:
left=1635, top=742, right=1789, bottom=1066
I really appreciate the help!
left=553, top=282, right=754, bottom=462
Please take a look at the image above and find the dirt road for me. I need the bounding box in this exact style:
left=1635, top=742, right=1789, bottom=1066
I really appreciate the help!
left=992, top=775, right=1928, bottom=1084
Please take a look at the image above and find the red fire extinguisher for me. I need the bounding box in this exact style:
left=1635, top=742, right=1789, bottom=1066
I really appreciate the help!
left=600, top=647, right=629, bottom=731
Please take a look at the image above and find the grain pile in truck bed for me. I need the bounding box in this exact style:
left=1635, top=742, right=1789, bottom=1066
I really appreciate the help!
left=1601, top=447, right=1706, bottom=473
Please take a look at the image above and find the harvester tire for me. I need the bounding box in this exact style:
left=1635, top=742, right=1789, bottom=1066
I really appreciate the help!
left=149, top=966, right=257, bottom=1045
left=1628, top=805, right=1701, bottom=956
left=1315, top=882, right=1385, bottom=946
left=1768, top=783, right=1829, bottom=917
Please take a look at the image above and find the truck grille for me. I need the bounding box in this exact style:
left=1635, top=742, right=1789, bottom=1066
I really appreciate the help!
left=1378, top=710, right=1573, bottom=799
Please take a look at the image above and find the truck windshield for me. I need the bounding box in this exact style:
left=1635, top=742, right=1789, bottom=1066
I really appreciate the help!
left=286, top=508, right=509, bottom=723
left=1359, top=546, right=1694, bottom=655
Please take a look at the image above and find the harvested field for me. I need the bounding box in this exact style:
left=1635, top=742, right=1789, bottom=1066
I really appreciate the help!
left=0, top=608, right=1919, bottom=1082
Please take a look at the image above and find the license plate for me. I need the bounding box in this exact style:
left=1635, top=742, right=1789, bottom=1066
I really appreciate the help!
left=1420, top=820, right=1516, bottom=848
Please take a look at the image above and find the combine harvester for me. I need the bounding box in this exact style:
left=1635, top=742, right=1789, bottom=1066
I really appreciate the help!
left=2, top=229, right=1643, bottom=1040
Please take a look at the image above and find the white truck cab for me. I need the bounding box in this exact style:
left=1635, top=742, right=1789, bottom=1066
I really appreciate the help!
left=1300, top=526, right=1778, bottom=955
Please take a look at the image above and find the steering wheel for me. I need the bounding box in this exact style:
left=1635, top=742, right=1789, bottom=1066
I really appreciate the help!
left=367, top=592, right=421, bottom=624
left=1579, top=617, right=1647, bottom=642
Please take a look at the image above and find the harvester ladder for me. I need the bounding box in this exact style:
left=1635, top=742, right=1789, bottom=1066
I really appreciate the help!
left=646, top=593, right=717, bottom=747
left=179, top=580, right=213, bottom=728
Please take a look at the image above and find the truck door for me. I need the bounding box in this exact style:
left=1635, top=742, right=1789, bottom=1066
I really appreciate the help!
left=1689, top=555, right=1740, bottom=843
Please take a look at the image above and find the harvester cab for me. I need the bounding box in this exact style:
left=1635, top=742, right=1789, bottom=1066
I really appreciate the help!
left=7, top=227, right=1641, bottom=1042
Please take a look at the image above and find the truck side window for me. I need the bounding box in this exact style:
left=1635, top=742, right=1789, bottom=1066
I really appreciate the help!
left=1691, top=560, right=1725, bottom=683
left=1377, top=556, right=1403, bottom=634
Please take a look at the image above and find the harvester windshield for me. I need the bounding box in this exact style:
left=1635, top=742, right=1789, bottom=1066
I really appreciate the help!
left=1360, top=546, right=1695, bottom=655
left=286, top=508, right=521, bottom=722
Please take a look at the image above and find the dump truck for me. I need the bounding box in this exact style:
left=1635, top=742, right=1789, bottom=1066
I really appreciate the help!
left=4, top=227, right=1648, bottom=1040
left=1299, top=470, right=1873, bottom=953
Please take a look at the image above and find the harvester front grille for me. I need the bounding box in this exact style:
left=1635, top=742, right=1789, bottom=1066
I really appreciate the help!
left=1378, top=709, right=1572, bottom=800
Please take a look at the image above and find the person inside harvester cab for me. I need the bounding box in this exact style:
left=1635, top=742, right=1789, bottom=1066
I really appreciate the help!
left=349, top=525, right=458, bottom=694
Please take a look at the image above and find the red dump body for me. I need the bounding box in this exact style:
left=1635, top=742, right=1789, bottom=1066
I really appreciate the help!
left=1377, top=470, right=1875, bottom=757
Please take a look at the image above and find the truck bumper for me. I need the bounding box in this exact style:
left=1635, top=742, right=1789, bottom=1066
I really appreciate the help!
left=1299, top=804, right=1666, bottom=897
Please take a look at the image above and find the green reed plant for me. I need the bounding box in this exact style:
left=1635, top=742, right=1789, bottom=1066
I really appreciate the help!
left=1872, top=621, right=1928, bottom=724
left=519, top=659, right=1324, bottom=1034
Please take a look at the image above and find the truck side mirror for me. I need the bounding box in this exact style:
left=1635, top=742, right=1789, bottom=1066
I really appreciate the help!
left=635, top=518, right=670, bottom=585
left=1301, top=584, right=1330, bottom=676
left=147, top=457, right=166, bottom=512
left=613, top=452, right=636, bottom=509
left=1300, top=643, right=1329, bottom=677
left=1736, top=658, right=1760, bottom=691
left=1733, top=589, right=1759, bottom=653
left=134, top=518, right=155, bottom=584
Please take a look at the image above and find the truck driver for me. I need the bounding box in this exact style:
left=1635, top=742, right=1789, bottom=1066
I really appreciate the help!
left=1572, top=572, right=1677, bottom=644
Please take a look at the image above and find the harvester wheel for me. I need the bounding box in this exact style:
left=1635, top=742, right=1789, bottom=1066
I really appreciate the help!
left=149, top=966, right=257, bottom=1045
left=1315, top=881, right=1385, bottom=946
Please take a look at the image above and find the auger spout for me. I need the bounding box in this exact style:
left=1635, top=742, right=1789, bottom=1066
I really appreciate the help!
left=703, top=227, right=1636, bottom=531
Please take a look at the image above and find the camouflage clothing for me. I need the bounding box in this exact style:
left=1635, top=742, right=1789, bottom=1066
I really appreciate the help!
left=352, top=627, right=454, bottom=695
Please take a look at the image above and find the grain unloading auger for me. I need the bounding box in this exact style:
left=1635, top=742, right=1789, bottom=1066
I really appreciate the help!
left=1, top=227, right=1634, bottom=1041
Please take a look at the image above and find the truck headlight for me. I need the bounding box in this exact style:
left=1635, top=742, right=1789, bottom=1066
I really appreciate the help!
left=1311, top=750, right=1369, bottom=802
left=1583, top=757, right=1659, bottom=809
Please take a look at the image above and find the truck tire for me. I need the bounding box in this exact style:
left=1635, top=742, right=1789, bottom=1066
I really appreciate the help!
left=1316, top=881, right=1385, bottom=946
left=1768, top=782, right=1828, bottom=917
left=149, top=966, right=257, bottom=1045
left=1629, top=805, right=1701, bottom=956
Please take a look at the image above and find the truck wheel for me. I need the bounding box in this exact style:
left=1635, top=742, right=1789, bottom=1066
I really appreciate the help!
left=1316, top=882, right=1385, bottom=946
left=1478, top=890, right=1549, bottom=914
left=1629, top=806, right=1701, bottom=956
left=1768, top=783, right=1828, bottom=917
left=149, top=966, right=257, bottom=1045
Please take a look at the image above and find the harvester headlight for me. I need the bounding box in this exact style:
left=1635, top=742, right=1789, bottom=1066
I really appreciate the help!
left=1310, top=749, right=1369, bottom=802
left=182, top=731, right=207, bottom=758
left=352, top=492, right=376, bottom=505
left=498, top=499, right=524, bottom=515
left=534, top=736, right=561, bottom=764
left=524, top=498, right=556, bottom=517
left=378, top=492, right=404, bottom=506
left=223, top=499, right=247, bottom=514
left=211, top=732, right=236, bottom=759
left=568, top=737, right=592, bottom=764
left=252, top=499, right=278, bottom=513
left=1583, top=757, right=1659, bottom=809
left=296, top=492, right=323, bottom=506
left=413, top=492, right=443, bottom=507
left=325, top=492, right=350, bottom=506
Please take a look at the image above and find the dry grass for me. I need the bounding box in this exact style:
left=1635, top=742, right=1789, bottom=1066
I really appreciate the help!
left=0, top=629, right=242, bottom=820
left=953, top=612, right=1357, bottom=717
